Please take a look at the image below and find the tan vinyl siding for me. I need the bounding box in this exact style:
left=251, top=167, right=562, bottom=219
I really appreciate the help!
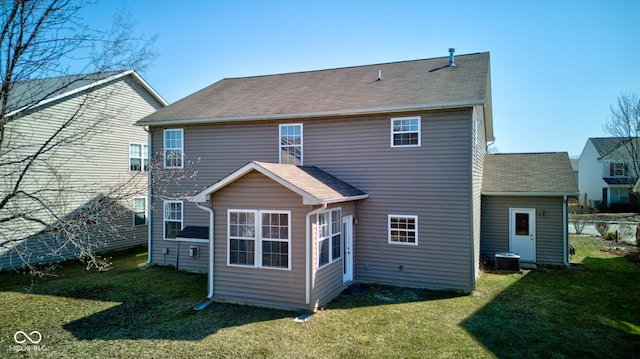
left=471, top=106, right=486, bottom=284
left=1, top=76, right=162, bottom=269
left=480, top=196, right=566, bottom=265
left=149, top=108, right=477, bottom=292
left=210, top=171, right=310, bottom=311
left=311, top=202, right=355, bottom=309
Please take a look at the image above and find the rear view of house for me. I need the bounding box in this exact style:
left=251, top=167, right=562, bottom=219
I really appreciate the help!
left=0, top=71, right=167, bottom=270
left=138, top=50, right=494, bottom=311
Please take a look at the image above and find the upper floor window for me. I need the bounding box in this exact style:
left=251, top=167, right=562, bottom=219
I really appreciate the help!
left=388, top=214, right=418, bottom=245
left=164, top=129, right=183, bottom=168
left=280, top=124, right=303, bottom=165
left=609, top=162, right=629, bottom=177
left=129, top=143, right=148, bottom=172
left=391, top=117, right=421, bottom=147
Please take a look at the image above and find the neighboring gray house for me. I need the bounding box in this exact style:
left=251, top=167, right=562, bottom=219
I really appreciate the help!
left=578, top=137, right=640, bottom=209
left=137, top=51, right=497, bottom=311
left=0, top=70, right=167, bottom=269
left=481, top=153, right=579, bottom=266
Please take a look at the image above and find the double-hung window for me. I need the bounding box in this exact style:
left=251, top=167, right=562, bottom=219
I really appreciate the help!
left=164, top=129, right=184, bottom=168
left=318, top=208, right=341, bottom=268
left=129, top=143, right=148, bottom=172
left=391, top=117, right=421, bottom=147
left=133, top=197, right=147, bottom=226
left=609, top=162, right=629, bottom=177
left=388, top=215, right=418, bottom=245
left=228, top=210, right=290, bottom=269
left=164, top=200, right=183, bottom=239
left=279, top=124, right=303, bottom=165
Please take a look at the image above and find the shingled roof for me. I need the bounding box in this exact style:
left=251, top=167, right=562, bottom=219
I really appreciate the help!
left=482, top=152, right=579, bottom=195
left=137, top=52, right=493, bottom=140
left=588, top=137, right=637, bottom=158
left=191, top=161, right=368, bottom=205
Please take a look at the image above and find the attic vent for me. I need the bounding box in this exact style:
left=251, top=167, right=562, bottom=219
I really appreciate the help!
left=448, top=48, right=456, bottom=67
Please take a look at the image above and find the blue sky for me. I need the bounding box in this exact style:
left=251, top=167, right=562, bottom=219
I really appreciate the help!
left=83, top=0, right=640, bottom=157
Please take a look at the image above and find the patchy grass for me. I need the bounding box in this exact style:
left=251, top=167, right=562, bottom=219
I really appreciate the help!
left=1, top=237, right=639, bottom=358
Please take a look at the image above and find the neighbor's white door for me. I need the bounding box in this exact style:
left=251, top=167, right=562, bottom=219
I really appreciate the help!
left=342, top=215, right=353, bottom=284
left=509, top=208, right=536, bottom=262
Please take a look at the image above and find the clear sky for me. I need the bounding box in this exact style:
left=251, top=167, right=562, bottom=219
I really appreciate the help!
left=82, top=0, right=640, bottom=157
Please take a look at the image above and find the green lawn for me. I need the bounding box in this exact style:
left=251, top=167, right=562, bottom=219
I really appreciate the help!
left=1, top=237, right=639, bottom=358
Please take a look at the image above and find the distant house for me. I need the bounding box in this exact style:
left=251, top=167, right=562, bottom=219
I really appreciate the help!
left=481, top=153, right=578, bottom=266
left=0, top=70, right=167, bottom=269
left=577, top=137, right=640, bottom=209
left=137, top=51, right=576, bottom=312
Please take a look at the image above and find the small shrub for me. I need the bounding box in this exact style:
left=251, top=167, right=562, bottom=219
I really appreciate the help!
left=597, top=201, right=609, bottom=213
left=595, top=222, right=609, bottom=236
left=603, top=232, right=618, bottom=241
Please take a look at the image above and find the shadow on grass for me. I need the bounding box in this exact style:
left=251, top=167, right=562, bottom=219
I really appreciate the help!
left=1, top=248, right=297, bottom=341
left=461, top=256, right=640, bottom=358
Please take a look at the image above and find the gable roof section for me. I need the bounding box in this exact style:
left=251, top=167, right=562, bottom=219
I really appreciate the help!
left=482, top=152, right=579, bottom=195
left=7, top=70, right=167, bottom=116
left=136, top=52, right=493, bottom=140
left=588, top=137, right=637, bottom=159
left=191, top=161, right=369, bottom=205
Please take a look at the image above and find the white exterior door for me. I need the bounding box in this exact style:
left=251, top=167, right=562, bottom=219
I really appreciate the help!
left=509, top=208, right=536, bottom=262
left=342, top=215, right=353, bottom=284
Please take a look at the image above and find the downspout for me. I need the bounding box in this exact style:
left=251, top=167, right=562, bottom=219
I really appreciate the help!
left=563, top=195, right=569, bottom=266
left=305, top=203, right=327, bottom=306
left=144, top=126, right=152, bottom=265
left=195, top=201, right=215, bottom=299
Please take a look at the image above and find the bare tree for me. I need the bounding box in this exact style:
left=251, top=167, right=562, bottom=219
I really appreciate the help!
left=603, top=92, right=640, bottom=180
left=0, top=0, right=160, bottom=276
left=569, top=204, right=589, bottom=235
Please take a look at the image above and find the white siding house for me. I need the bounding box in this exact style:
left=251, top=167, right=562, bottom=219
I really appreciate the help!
left=0, top=71, right=167, bottom=269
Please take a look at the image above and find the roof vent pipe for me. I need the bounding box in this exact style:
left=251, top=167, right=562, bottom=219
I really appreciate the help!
left=448, top=48, right=456, bottom=67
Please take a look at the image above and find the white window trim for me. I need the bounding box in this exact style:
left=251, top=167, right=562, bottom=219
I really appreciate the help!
left=132, top=197, right=148, bottom=226
left=390, top=116, right=421, bottom=147
left=388, top=214, right=419, bottom=246
left=227, top=209, right=292, bottom=270
left=317, top=208, right=342, bottom=269
left=163, top=200, right=183, bottom=240
left=129, top=142, right=149, bottom=172
left=279, top=123, right=303, bottom=165
left=164, top=128, right=184, bottom=169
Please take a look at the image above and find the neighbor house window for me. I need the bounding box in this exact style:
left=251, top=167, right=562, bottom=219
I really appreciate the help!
left=164, top=129, right=183, bottom=168
left=163, top=200, right=183, bottom=239
left=388, top=215, right=418, bottom=245
left=610, top=187, right=630, bottom=204
left=609, top=162, right=628, bottom=177
left=391, top=117, right=421, bottom=147
left=129, top=143, right=148, bottom=171
left=133, top=197, right=147, bottom=226
left=280, top=124, right=303, bottom=165
left=228, top=210, right=290, bottom=269
left=318, top=208, right=341, bottom=268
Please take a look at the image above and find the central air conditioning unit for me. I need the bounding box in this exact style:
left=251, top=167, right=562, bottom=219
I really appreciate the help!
left=495, top=252, right=520, bottom=271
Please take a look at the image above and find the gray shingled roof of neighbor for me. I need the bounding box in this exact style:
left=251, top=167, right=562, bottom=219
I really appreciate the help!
left=191, top=161, right=368, bottom=205
left=482, top=152, right=579, bottom=195
left=588, top=137, right=637, bottom=158
left=136, top=52, right=493, bottom=139
left=6, top=70, right=167, bottom=115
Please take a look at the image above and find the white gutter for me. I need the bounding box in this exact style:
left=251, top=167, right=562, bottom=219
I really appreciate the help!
left=145, top=126, right=152, bottom=265
left=305, top=204, right=327, bottom=305
left=563, top=195, right=569, bottom=266
left=195, top=202, right=215, bottom=299
left=482, top=192, right=580, bottom=197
